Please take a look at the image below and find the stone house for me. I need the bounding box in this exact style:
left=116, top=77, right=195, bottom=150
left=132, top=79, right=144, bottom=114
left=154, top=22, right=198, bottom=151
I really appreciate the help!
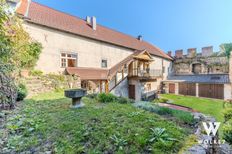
left=11, top=0, right=172, bottom=101
left=164, top=47, right=231, bottom=100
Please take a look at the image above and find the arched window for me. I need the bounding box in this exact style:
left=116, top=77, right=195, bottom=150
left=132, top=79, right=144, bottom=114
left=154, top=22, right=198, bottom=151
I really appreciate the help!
left=192, top=63, right=202, bottom=74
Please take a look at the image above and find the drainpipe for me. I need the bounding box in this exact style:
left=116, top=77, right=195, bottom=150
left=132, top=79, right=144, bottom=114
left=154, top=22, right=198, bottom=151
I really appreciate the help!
left=24, top=0, right=31, bottom=17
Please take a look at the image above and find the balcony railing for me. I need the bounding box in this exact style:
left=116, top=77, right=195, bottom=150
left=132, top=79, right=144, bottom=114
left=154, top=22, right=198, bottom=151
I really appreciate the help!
left=129, top=69, right=162, bottom=78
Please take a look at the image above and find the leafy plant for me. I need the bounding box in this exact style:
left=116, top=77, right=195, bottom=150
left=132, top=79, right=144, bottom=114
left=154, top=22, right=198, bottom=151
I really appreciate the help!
left=149, top=128, right=177, bottom=143
left=110, top=134, right=128, bottom=150
left=16, top=83, right=28, bottom=101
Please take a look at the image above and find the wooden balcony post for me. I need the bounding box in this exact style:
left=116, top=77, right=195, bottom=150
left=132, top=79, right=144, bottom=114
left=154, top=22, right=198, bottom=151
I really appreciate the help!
left=105, top=80, right=109, bottom=93
left=100, top=80, right=102, bottom=93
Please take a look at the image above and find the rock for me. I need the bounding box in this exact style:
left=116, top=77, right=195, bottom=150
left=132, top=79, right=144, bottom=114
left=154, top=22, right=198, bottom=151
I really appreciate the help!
left=219, top=143, right=232, bottom=154
left=185, top=145, right=207, bottom=154
left=192, top=112, right=203, bottom=122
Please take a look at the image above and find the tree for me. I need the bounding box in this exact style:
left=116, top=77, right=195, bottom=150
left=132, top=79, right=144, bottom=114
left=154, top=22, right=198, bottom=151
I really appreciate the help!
left=220, top=43, right=232, bottom=58
left=0, top=0, right=17, bottom=108
left=5, top=16, right=42, bottom=70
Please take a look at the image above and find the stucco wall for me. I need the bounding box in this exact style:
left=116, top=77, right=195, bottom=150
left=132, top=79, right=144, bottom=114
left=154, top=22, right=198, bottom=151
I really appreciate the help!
left=111, top=78, right=129, bottom=97
left=23, top=22, right=134, bottom=73
left=224, top=83, right=232, bottom=100
left=150, top=56, right=171, bottom=79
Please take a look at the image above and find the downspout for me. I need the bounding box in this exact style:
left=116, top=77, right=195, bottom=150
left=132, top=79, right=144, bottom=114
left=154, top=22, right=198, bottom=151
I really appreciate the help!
left=24, top=0, right=31, bottom=17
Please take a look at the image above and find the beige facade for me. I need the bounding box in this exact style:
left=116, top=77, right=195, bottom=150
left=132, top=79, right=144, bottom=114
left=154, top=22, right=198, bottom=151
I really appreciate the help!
left=23, top=22, right=134, bottom=73
left=23, top=22, right=172, bottom=100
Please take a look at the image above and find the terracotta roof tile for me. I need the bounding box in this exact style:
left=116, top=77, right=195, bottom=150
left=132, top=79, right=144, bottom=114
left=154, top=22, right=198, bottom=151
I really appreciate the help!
left=16, top=1, right=172, bottom=60
left=66, top=67, right=108, bottom=80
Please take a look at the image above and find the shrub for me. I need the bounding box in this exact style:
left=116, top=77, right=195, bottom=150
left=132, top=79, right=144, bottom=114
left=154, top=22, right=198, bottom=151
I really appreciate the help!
left=171, top=110, right=195, bottom=124
left=134, top=102, right=195, bottom=125
left=223, top=107, right=232, bottom=145
left=29, top=70, right=43, bottom=76
left=153, top=98, right=169, bottom=104
left=157, top=107, right=173, bottom=115
left=223, top=108, right=232, bottom=122
left=117, top=97, right=134, bottom=104
left=158, top=98, right=169, bottom=103
left=16, top=83, right=28, bottom=101
left=223, top=119, right=232, bottom=145
left=0, top=70, right=17, bottom=109
left=86, top=93, right=98, bottom=99
left=97, top=93, right=117, bottom=103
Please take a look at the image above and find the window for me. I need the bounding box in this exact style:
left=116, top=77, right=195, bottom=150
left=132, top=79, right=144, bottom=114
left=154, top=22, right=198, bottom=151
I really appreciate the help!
left=162, top=66, right=165, bottom=73
left=145, top=83, right=151, bottom=92
left=124, top=64, right=128, bottom=77
left=61, top=53, right=77, bottom=67
left=101, top=59, right=107, bottom=68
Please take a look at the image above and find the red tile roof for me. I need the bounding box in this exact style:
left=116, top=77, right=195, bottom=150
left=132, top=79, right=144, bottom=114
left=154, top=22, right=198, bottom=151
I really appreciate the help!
left=16, top=1, right=172, bottom=60
left=66, top=67, right=108, bottom=80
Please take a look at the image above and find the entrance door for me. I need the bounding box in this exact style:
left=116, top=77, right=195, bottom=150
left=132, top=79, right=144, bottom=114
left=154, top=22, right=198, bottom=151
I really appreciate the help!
left=169, top=83, right=175, bottom=94
left=129, top=85, right=135, bottom=99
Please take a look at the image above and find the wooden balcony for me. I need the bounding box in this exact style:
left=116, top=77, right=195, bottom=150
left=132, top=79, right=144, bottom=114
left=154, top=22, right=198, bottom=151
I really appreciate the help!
left=128, top=69, right=162, bottom=80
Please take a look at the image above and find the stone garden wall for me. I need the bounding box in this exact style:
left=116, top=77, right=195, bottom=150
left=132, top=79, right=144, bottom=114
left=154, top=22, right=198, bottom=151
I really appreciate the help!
left=19, top=74, right=81, bottom=98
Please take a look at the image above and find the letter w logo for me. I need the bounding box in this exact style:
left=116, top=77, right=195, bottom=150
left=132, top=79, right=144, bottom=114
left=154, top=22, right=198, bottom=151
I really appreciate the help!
left=202, top=122, right=220, bottom=136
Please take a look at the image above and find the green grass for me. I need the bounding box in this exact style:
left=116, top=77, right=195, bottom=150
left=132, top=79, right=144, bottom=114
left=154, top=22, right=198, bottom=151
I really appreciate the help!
left=3, top=92, right=189, bottom=154
left=160, top=94, right=224, bottom=122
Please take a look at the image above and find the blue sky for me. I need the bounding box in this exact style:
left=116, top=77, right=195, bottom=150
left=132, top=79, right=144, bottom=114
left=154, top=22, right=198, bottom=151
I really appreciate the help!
left=34, top=0, right=232, bottom=54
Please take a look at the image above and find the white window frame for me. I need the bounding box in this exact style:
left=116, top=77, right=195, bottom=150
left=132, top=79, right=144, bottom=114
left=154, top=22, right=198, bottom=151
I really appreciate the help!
left=60, top=52, right=78, bottom=68
left=101, top=58, right=108, bottom=68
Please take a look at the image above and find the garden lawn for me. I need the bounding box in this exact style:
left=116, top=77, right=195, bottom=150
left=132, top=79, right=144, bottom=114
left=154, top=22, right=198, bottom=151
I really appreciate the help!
left=160, top=94, right=224, bottom=122
left=3, top=92, right=189, bottom=154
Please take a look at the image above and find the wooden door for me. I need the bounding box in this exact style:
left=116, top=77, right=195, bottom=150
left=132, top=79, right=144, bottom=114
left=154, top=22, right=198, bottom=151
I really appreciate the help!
left=129, top=85, right=135, bottom=99
left=199, top=84, right=224, bottom=99
left=179, top=83, right=196, bottom=96
left=169, top=83, right=175, bottom=94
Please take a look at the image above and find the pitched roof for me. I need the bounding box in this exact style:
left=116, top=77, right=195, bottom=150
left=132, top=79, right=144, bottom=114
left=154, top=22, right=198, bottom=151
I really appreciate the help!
left=164, top=74, right=230, bottom=84
left=16, top=1, right=172, bottom=60
left=65, top=67, right=108, bottom=80
left=66, top=50, right=147, bottom=80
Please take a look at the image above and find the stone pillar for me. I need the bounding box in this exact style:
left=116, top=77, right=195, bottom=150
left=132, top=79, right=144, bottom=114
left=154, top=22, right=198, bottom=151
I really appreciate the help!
left=167, top=51, right=172, bottom=57
left=202, top=46, right=213, bottom=57
left=166, top=83, right=169, bottom=93
left=175, top=50, right=183, bottom=58
left=196, top=83, right=199, bottom=97
left=187, top=48, right=197, bottom=58
left=175, top=83, right=179, bottom=95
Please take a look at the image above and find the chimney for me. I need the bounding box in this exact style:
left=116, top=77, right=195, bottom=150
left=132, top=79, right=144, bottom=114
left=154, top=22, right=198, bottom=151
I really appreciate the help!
left=91, top=16, right=97, bottom=30
left=202, top=46, right=213, bottom=57
left=167, top=51, right=172, bottom=57
left=86, top=16, right=91, bottom=25
left=137, top=35, right=142, bottom=41
left=175, top=49, right=183, bottom=58
left=187, top=48, right=196, bottom=58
